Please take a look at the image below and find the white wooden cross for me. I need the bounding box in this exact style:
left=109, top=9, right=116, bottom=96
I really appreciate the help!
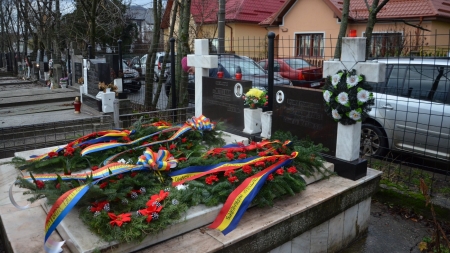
left=323, top=37, right=386, bottom=161
left=187, top=39, right=218, bottom=117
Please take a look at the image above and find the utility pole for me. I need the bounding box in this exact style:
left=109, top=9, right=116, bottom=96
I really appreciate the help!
left=217, top=0, right=225, bottom=53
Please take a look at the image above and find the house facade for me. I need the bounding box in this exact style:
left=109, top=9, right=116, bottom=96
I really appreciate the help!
left=260, top=0, right=450, bottom=63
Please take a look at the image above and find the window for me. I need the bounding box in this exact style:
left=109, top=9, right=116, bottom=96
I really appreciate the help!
left=295, top=33, right=324, bottom=57
left=369, top=33, right=403, bottom=58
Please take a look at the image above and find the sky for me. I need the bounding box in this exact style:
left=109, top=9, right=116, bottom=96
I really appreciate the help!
left=130, top=0, right=154, bottom=8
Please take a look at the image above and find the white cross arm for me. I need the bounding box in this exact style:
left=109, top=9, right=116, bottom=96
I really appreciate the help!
left=187, top=54, right=218, bottom=70
left=323, top=60, right=386, bottom=83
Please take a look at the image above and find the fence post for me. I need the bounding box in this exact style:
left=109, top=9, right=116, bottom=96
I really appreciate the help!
left=118, top=40, right=123, bottom=73
left=267, top=32, right=275, bottom=112
left=67, top=48, right=72, bottom=86
left=87, top=45, right=91, bottom=60
left=170, top=37, right=177, bottom=123
left=170, top=38, right=176, bottom=109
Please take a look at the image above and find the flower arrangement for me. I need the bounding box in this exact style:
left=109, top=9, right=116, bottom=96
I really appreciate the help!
left=323, top=69, right=375, bottom=125
left=98, top=81, right=118, bottom=93
left=243, top=88, right=268, bottom=109
left=77, top=77, right=84, bottom=84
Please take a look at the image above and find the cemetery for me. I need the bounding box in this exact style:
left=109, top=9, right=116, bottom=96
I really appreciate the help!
left=0, top=36, right=390, bottom=253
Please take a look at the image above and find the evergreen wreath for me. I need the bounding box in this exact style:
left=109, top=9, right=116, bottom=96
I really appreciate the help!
left=323, top=69, right=375, bottom=125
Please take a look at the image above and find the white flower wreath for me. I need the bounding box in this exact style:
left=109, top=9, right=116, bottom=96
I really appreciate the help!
left=323, top=69, right=375, bottom=125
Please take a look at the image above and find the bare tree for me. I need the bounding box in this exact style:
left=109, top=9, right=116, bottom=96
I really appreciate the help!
left=363, top=0, right=390, bottom=59
left=334, top=0, right=350, bottom=59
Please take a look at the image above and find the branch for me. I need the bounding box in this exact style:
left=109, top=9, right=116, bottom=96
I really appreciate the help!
left=363, top=0, right=370, bottom=10
left=374, top=0, right=390, bottom=15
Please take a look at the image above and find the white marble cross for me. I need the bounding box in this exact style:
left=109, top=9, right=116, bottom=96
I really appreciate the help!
left=187, top=39, right=218, bottom=117
left=323, top=37, right=386, bottom=161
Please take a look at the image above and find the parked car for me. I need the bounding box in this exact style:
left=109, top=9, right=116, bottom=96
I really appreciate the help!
left=361, top=58, right=450, bottom=161
left=122, top=61, right=141, bottom=92
left=164, top=54, right=292, bottom=101
left=140, top=52, right=171, bottom=82
left=258, top=58, right=323, bottom=88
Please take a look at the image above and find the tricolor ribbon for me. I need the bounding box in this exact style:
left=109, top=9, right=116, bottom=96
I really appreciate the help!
left=42, top=148, right=177, bottom=252
left=28, top=130, right=133, bottom=162
left=22, top=163, right=138, bottom=182
left=169, top=154, right=290, bottom=186
left=101, top=115, right=215, bottom=165
left=209, top=152, right=299, bottom=235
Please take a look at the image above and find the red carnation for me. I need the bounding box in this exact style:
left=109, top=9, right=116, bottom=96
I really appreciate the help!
left=238, top=153, right=247, bottom=159
left=276, top=168, right=284, bottom=175
left=142, top=141, right=149, bottom=145
left=287, top=166, right=298, bottom=174
left=130, top=172, right=138, bottom=178
left=152, top=136, right=159, bottom=141
left=99, top=182, right=108, bottom=189
left=169, top=143, right=177, bottom=150
left=226, top=152, right=234, bottom=160
left=205, top=175, right=219, bottom=185
left=267, top=174, right=274, bottom=181
left=122, top=136, right=131, bottom=142
left=64, top=146, right=75, bottom=156
left=178, top=157, right=187, bottom=162
left=55, top=183, right=60, bottom=189
left=181, top=137, right=187, bottom=143
left=224, top=169, right=234, bottom=177
left=117, top=174, right=124, bottom=179
left=255, top=161, right=265, bottom=167
left=36, top=180, right=45, bottom=189
left=242, top=165, right=252, bottom=174
left=228, top=176, right=239, bottom=183
left=258, top=151, right=267, bottom=157
left=91, top=166, right=99, bottom=171
left=159, top=146, right=167, bottom=150
left=48, top=151, right=58, bottom=158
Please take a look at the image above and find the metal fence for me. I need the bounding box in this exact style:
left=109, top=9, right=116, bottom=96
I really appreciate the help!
left=0, top=116, right=114, bottom=159
left=127, top=33, right=449, bottom=204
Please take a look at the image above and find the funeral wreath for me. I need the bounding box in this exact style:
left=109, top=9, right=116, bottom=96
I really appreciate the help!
left=323, top=69, right=375, bottom=125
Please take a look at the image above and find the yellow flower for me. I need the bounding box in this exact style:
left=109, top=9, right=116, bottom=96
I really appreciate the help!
left=245, top=88, right=264, bottom=98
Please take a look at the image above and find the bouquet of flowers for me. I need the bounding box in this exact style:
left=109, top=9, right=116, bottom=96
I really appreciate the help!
left=243, top=88, right=268, bottom=109
left=323, top=69, right=375, bottom=125
left=98, top=81, right=118, bottom=93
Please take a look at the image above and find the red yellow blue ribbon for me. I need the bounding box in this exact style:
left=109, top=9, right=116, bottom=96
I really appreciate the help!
left=209, top=152, right=298, bottom=235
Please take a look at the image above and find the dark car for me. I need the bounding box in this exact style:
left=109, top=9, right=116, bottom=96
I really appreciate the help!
left=258, top=58, right=323, bottom=88
left=164, top=54, right=292, bottom=102
left=122, top=61, right=141, bottom=92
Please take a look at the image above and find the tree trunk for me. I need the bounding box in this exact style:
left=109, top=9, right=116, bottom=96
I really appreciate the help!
left=334, top=0, right=350, bottom=59
left=89, top=0, right=98, bottom=59
left=144, top=0, right=162, bottom=109
left=364, top=14, right=376, bottom=59
left=177, top=0, right=192, bottom=108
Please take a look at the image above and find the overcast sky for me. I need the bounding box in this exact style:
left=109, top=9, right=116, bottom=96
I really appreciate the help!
left=130, top=0, right=153, bottom=7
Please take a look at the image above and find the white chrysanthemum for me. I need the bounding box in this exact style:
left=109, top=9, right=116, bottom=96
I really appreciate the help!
left=337, top=92, right=349, bottom=105
left=176, top=184, right=188, bottom=191
left=253, top=98, right=259, bottom=103
left=332, top=109, right=341, bottom=120
left=323, top=90, right=332, bottom=103
left=118, top=158, right=127, bottom=164
left=347, top=75, right=359, bottom=87
left=349, top=110, right=361, bottom=121
left=331, top=74, right=340, bottom=86
left=357, top=89, right=370, bottom=103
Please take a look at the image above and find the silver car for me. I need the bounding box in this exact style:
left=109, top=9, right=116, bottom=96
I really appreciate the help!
left=361, top=58, right=450, bottom=161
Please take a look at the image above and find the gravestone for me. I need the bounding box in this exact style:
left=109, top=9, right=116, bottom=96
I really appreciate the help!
left=322, top=37, right=386, bottom=179
left=74, top=62, right=82, bottom=83
left=0, top=54, right=3, bottom=68
left=272, top=86, right=337, bottom=156
left=186, top=39, right=218, bottom=117
left=39, top=62, right=49, bottom=82
left=202, top=77, right=252, bottom=131
left=105, top=54, right=120, bottom=78
left=86, top=60, right=109, bottom=96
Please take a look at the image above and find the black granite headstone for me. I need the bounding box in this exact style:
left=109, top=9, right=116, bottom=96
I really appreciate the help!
left=202, top=76, right=252, bottom=131
left=105, top=54, right=119, bottom=78
left=272, top=86, right=337, bottom=155
left=74, top=62, right=82, bottom=82
left=87, top=63, right=111, bottom=96
left=0, top=54, right=3, bottom=68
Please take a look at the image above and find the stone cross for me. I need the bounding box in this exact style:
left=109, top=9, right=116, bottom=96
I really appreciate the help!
left=323, top=37, right=386, bottom=161
left=187, top=39, right=218, bottom=117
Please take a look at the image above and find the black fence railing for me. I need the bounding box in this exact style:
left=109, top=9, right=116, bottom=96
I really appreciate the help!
left=0, top=116, right=114, bottom=159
